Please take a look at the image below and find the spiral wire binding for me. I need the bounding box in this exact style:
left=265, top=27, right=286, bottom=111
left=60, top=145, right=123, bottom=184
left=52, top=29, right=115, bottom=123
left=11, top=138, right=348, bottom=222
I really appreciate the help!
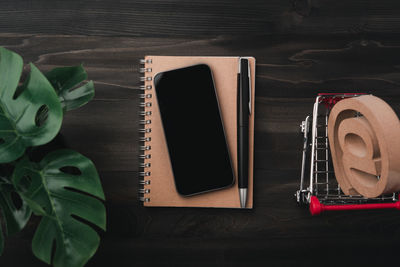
left=138, top=58, right=153, bottom=202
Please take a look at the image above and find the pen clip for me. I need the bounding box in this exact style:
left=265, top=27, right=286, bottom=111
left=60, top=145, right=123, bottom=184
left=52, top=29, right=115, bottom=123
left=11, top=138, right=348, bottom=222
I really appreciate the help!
left=247, top=60, right=251, bottom=115
left=239, top=57, right=252, bottom=115
left=239, top=57, right=252, bottom=116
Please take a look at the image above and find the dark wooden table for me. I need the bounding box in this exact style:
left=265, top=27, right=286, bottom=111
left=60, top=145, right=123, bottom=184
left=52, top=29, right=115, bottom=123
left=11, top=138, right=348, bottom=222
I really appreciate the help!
left=2, top=1, right=400, bottom=266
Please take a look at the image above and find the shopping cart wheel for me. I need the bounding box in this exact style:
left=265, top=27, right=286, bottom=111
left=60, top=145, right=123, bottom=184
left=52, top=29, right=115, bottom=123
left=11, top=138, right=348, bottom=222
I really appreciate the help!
left=309, top=196, right=323, bottom=215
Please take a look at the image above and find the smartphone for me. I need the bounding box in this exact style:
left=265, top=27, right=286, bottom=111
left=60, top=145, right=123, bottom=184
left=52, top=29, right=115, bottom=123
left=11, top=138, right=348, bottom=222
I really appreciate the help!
left=154, top=64, right=235, bottom=196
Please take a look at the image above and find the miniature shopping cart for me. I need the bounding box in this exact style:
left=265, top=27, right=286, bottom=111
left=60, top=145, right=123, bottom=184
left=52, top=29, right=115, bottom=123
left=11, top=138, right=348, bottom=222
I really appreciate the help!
left=295, top=93, right=400, bottom=215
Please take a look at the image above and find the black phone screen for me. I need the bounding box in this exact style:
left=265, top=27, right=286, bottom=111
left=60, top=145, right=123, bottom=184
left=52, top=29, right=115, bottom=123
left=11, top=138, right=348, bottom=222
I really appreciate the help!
left=154, top=64, right=235, bottom=196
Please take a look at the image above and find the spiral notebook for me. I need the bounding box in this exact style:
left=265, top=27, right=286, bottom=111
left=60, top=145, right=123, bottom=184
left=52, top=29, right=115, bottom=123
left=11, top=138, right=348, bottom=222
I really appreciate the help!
left=138, top=56, right=255, bottom=208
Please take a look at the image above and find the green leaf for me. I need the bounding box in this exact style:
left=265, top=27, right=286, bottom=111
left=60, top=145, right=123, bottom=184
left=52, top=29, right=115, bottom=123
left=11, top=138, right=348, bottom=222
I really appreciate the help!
left=45, top=65, right=95, bottom=112
left=0, top=177, right=31, bottom=235
left=13, top=149, right=106, bottom=267
left=0, top=47, right=63, bottom=163
left=0, top=175, right=32, bottom=256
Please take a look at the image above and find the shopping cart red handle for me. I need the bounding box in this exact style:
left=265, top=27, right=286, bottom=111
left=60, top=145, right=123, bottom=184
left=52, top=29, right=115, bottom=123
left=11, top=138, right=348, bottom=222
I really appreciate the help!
left=309, top=196, right=400, bottom=215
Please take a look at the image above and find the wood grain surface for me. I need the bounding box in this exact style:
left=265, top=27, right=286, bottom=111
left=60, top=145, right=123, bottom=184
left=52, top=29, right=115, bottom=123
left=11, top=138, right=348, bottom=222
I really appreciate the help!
left=3, top=0, right=400, bottom=36
left=2, top=1, right=400, bottom=266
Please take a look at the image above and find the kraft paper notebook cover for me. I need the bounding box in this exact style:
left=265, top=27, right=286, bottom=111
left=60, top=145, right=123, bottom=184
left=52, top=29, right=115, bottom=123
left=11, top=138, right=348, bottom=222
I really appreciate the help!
left=138, top=56, right=255, bottom=208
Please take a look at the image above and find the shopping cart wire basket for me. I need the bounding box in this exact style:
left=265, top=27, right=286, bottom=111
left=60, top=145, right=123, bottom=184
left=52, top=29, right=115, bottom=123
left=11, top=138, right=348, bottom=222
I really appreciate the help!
left=295, top=93, right=400, bottom=215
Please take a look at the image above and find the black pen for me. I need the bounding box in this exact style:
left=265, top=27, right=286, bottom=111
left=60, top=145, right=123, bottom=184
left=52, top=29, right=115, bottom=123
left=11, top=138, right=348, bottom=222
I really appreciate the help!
left=237, top=58, right=251, bottom=208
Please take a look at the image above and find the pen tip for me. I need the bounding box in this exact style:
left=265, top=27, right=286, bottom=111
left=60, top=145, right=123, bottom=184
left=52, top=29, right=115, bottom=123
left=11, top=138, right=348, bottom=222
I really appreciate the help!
left=239, top=188, right=247, bottom=208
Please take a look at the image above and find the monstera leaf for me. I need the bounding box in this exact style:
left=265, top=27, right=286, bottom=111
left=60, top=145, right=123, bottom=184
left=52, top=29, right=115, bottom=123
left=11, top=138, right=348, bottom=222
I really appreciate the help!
left=0, top=176, right=32, bottom=255
left=12, top=149, right=106, bottom=267
left=45, top=65, right=94, bottom=112
left=0, top=178, right=31, bottom=234
left=0, top=47, right=63, bottom=163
